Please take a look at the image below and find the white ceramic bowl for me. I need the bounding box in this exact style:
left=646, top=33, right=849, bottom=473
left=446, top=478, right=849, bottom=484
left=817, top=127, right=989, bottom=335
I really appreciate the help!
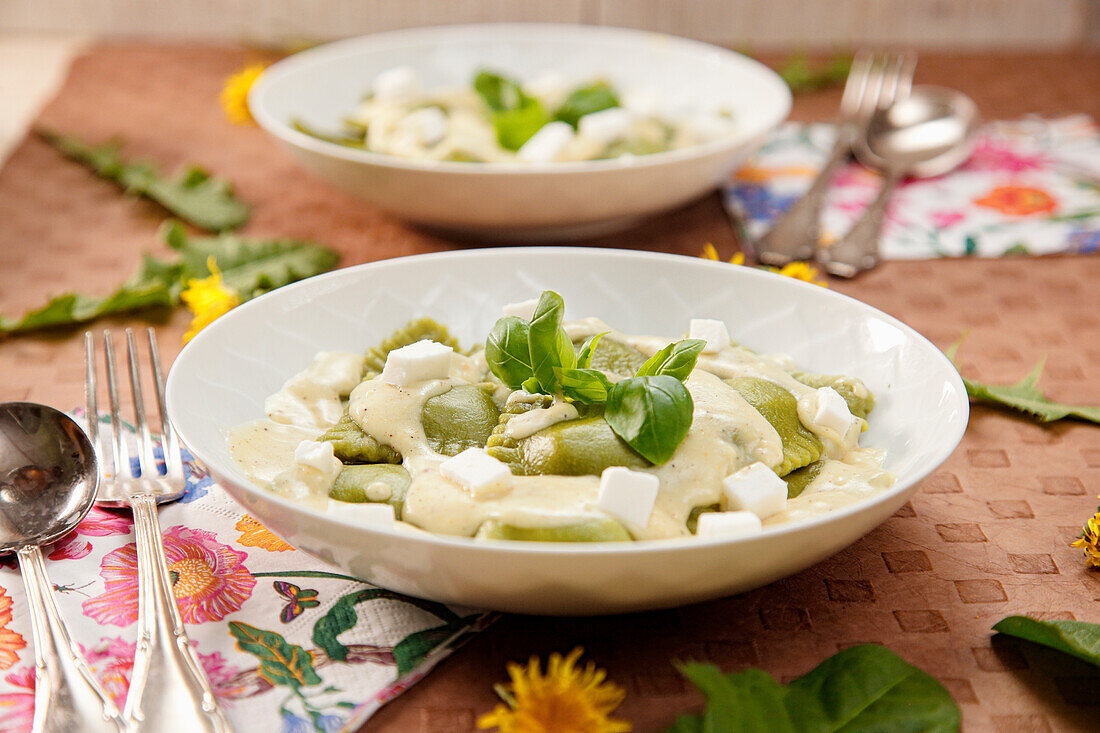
left=248, top=24, right=791, bottom=241
left=167, top=249, right=968, bottom=615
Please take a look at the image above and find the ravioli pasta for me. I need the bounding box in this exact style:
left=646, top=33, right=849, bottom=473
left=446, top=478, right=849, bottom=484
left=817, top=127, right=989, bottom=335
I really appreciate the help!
left=229, top=309, right=893, bottom=543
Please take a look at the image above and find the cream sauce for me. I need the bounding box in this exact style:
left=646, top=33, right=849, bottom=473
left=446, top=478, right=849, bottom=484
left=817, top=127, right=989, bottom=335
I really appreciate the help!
left=230, top=320, right=894, bottom=540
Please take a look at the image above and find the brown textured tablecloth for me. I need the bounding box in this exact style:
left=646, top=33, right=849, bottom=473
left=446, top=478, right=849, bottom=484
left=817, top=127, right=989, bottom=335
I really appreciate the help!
left=1, top=44, right=1099, bottom=732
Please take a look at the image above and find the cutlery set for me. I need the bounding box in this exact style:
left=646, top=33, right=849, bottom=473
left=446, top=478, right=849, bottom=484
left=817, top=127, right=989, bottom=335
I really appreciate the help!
left=0, top=329, right=231, bottom=732
left=756, top=51, right=978, bottom=277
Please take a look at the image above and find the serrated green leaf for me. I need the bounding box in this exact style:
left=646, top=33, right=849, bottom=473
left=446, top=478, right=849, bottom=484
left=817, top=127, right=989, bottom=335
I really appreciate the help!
left=162, top=221, right=338, bottom=299
left=228, top=621, right=321, bottom=689
left=38, top=128, right=250, bottom=231
left=993, top=616, right=1100, bottom=669
left=947, top=340, right=1100, bottom=424
left=669, top=645, right=959, bottom=733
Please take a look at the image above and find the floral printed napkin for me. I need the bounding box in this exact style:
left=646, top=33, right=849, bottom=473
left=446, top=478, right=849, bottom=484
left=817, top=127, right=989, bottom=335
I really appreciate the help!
left=0, top=413, right=494, bottom=733
left=723, top=115, right=1100, bottom=258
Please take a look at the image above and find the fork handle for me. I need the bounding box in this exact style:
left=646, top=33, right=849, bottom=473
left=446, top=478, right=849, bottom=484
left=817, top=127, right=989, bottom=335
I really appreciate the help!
left=818, top=168, right=904, bottom=277
left=17, top=546, right=126, bottom=733
left=124, top=494, right=232, bottom=732
left=756, top=135, right=850, bottom=266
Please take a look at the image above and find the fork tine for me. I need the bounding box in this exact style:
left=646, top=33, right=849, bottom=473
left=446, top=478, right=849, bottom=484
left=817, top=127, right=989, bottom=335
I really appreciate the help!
left=84, top=332, right=100, bottom=470
left=857, top=55, right=886, bottom=120
left=146, top=328, right=183, bottom=481
left=895, top=51, right=917, bottom=100
left=840, top=50, right=874, bottom=119
left=125, top=328, right=157, bottom=479
left=102, top=331, right=130, bottom=480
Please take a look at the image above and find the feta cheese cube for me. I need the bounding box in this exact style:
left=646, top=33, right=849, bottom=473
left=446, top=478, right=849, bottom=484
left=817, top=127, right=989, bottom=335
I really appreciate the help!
left=597, top=466, right=659, bottom=533
left=695, top=510, right=763, bottom=538
left=440, top=448, right=512, bottom=496
left=720, top=462, right=788, bottom=519
left=404, top=106, right=447, bottom=147
left=502, top=298, right=540, bottom=321
left=578, top=107, right=633, bottom=145
left=329, top=500, right=395, bottom=528
left=689, top=318, right=731, bottom=353
left=293, top=440, right=342, bottom=483
left=518, top=121, right=574, bottom=163
left=381, top=339, right=453, bottom=385
left=526, top=71, right=570, bottom=103
left=814, top=387, right=861, bottom=448
left=372, top=65, right=421, bottom=101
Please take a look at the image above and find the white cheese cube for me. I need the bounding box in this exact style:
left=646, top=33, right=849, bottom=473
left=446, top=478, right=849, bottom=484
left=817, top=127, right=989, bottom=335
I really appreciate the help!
left=578, top=107, right=633, bottom=145
left=689, top=318, right=731, bottom=353
left=404, top=106, right=447, bottom=146
left=695, top=510, right=763, bottom=538
left=687, top=112, right=735, bottom=143
left=440, top=448, right=512, bottom=496
left=293, top=440, right=342, bottom=482
left=597, top=466, right=659, bottom=533
left=620, top=89, right=660, bottom=117
left=329, top=500, right=395, bottom=528
left=720, top=462, right=788, bottom=519
left=372, top=65, right=421, bottom=101
left=526, top=71, right=570, bottom=103
left=814, top=387, right=862, bottom=448
left=381, top=339, right=453, bottom=386
left=502, top=298, right=540, bottom=321
left=518, top=121, right=574, bottom=163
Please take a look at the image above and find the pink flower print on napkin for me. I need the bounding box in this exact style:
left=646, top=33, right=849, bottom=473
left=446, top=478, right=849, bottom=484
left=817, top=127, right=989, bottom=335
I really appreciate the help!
left=83, top=526, right=256, bottom=626
left=47, top=506, right=133, bottom=561
left=82, top=636, right=243, bottom=706
left=929, top=210, right=966, bottom=229
left=963, top=136, right=1047, bottom=174
left=0, top=667, right=34, bottom=733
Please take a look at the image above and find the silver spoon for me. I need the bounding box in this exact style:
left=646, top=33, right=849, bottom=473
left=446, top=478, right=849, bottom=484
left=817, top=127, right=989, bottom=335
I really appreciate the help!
left=0, top=402, right=127, bottom=733
left=818, top=85, right=979, bottom=277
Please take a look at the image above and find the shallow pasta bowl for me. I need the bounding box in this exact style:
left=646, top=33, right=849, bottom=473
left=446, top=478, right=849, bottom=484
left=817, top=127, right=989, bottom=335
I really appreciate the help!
left=167, top=248, right=968, bottom=615
left=248, top=23, right=791, bottom=241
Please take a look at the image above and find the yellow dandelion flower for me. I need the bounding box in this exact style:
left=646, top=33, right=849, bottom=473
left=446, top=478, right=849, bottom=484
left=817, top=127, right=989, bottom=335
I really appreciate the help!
left=181, top=256, right=240, bottom=344
left=1071, top=510, right=1100, bottom=568
left=478, top=647, right=631, bottom=733
left=774, top=261, right=829, bottom=287
left=730, top=251, right=746, bottom=266
left=221, top=63, right=266, bottom=126
left=701, top=242, right=720, bottom=260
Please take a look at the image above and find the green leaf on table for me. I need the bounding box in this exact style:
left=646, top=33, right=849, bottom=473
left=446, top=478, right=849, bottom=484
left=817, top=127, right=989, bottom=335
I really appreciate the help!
left=606, top=375, right=694, bottom=465
left=669, top=644, right=960, bottom=733
left=228, top=621, right=322, bottom=689
left=553, top=81, right=620, bottom=128
left=635, top=339, right=706, bottom=381
left=775, top=53, right=853, bottom=94
left=162, top=221, right=339, bottom=299
left=37, top=129, right=250, bottom=232
left=993, top=616, right=1100, bottom=669
left=946, top=341, right=1100, bottom=424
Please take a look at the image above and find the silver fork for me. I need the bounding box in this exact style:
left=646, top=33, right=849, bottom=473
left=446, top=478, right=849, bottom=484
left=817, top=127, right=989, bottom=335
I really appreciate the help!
left=756, top=50, right=916, bottom=266
left=85, top=329, right=232, bottom=733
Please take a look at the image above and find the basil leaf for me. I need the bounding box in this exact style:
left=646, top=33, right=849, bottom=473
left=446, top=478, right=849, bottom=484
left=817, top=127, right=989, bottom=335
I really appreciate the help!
left=521, top=376, right=542, bottom=394
left=292, top=119, right=367, bottom=149
left=37, top=128, right=250, bottom=232
left=606, top=375, right=693, bottom=465
left=556, top=368, right=613, bottom=404
left=473, top=71, right=527, bottom=112
left=576, top=332, right=609, bottom=369
left=671, top=644, right=960, bottom=733
left=528, top=291, right=569, bottom=393
left=993, top=616, right=1100, bottom=669
left=492, top=101, right=550, bottom=151
left=485, top=316, right=534, bottom=389
left=553, top=82, right=620, bottom=128
left=636, top=339, right=706, bottom=381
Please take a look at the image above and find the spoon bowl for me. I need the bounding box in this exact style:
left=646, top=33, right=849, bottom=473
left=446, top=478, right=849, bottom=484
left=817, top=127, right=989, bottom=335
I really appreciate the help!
left=854, top=85, right=979, bottom=177
left=0, top=402, right=98, bottom=551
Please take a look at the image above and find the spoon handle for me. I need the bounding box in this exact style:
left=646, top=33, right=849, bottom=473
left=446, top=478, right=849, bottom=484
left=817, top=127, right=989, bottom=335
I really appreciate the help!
left=124, top=493, right=232, bottom=732
left=17, top=545, right=126, bottom=733
left=818, top=169, right=904, bottom=277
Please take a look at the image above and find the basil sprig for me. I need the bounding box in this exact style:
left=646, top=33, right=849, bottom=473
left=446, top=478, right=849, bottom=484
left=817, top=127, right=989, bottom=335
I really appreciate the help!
left=484, top=291, right=705, bottom=464
left=473, top=70, right=550, bottom=151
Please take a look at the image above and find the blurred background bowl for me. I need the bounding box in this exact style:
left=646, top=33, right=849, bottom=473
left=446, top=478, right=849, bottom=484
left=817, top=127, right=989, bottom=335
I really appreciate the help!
left=249, top=23, right=791, bottom=241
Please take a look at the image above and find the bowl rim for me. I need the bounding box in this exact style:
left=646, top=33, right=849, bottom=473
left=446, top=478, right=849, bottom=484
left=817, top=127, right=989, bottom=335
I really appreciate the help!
left=170, top=247, right=969, bottom=557
left=248, top=22, right=793, bottom=176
